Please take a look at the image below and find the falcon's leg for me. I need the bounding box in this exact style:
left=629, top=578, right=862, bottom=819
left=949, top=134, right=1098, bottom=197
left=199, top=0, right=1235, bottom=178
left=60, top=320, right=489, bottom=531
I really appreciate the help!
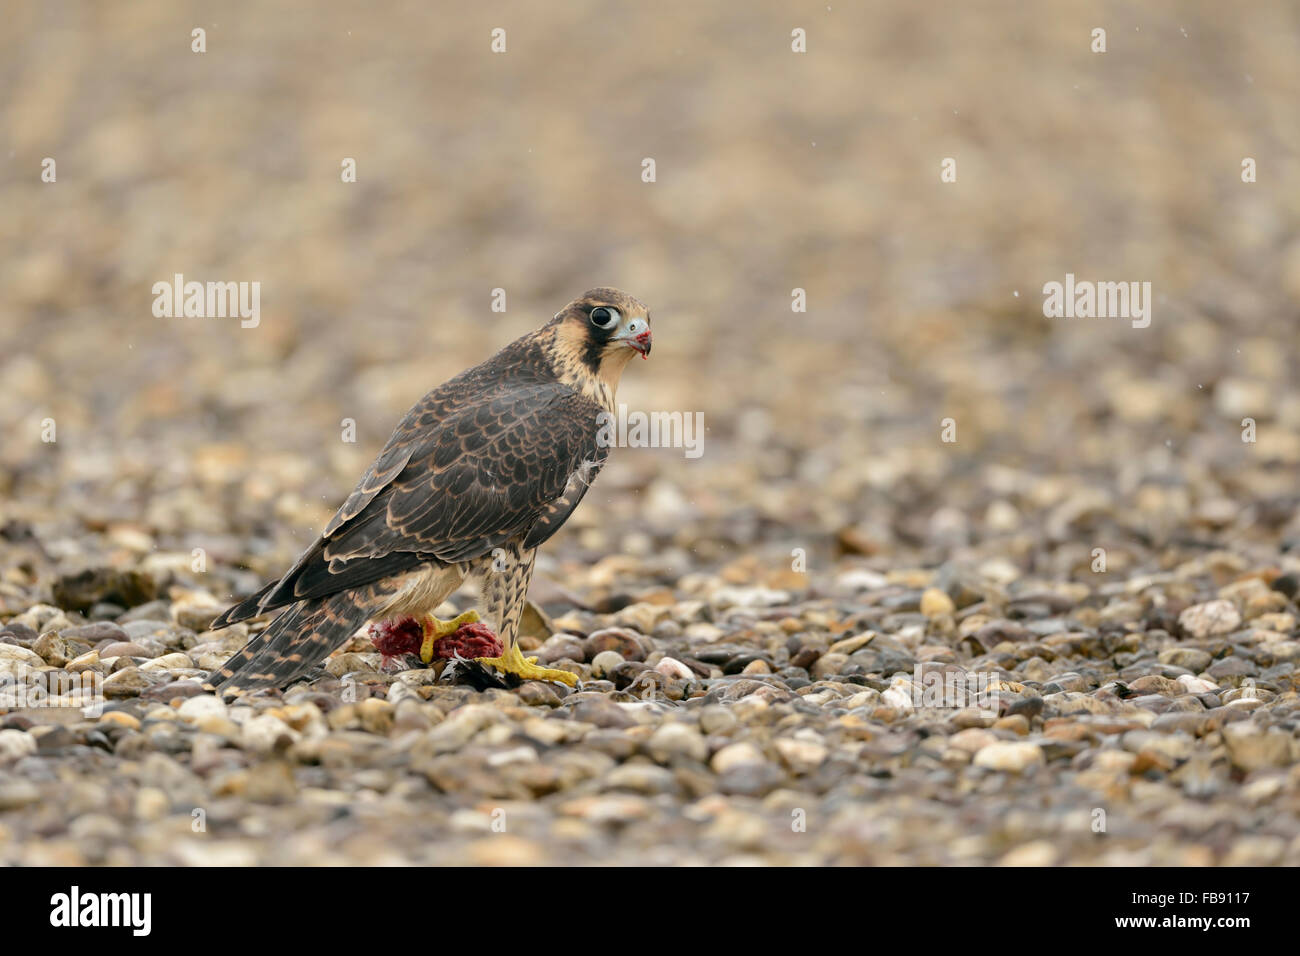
left=368, top=564, right=477, bottom=668
left=470, top=544, right=578, bottom=687
left=368, top=610, right=490, bottom=669
left=418, top=610, right=485, bottom=663
left=471, top=641, right=579, bottom=686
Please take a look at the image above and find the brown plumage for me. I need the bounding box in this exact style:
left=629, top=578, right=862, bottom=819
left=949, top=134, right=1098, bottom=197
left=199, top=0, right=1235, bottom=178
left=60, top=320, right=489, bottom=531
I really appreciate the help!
left=206, top=288, right=651, bottom=695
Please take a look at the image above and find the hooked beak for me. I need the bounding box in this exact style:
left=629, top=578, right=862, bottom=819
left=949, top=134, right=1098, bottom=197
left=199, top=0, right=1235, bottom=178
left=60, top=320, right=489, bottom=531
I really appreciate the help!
left=616, top=328, right=652, bottom=359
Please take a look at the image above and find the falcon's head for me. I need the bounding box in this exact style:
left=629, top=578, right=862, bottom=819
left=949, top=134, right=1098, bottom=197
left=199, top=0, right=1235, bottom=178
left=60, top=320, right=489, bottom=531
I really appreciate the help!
left=553, top=288, right=652, bottom=376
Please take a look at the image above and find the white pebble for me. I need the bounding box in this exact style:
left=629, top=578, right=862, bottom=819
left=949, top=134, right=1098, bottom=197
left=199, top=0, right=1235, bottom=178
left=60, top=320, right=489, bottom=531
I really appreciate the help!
left=881, top=676, right=915, bottom=712
left=973, top=741, right=1044, bottom=773
left=711, top=741, right=766, bottom=774
left=1178, top=600, right=1241, bottom=638
left=177, top=694, right=228, bottom=722
left=654, top=657, right=695, bottom=680
left=0, top=729, right=37, bottom=762
left=1176, top=674, right=1218, bottom=694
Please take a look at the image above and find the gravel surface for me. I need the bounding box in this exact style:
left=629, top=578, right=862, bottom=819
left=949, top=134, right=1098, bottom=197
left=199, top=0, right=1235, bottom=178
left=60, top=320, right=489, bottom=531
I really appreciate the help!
left=2, top=1, right=1299, bottom=865
left=1, top=550, right=1298, bottom=865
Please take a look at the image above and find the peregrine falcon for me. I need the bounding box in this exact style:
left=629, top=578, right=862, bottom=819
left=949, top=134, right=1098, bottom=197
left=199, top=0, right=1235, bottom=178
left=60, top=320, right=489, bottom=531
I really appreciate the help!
left=205, top=288, right=651, bottom=696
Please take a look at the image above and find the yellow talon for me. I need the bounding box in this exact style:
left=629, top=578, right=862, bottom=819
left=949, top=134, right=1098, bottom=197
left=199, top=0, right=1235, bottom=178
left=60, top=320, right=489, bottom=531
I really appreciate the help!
left=418, top=610, right=481, bottom=663
left=474, top=642, right=579, bottom=686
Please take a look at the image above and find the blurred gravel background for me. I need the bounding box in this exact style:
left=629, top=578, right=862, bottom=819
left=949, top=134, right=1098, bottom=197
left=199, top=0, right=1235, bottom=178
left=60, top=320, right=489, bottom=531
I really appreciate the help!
left=2, top=1, right=1299, bottom=866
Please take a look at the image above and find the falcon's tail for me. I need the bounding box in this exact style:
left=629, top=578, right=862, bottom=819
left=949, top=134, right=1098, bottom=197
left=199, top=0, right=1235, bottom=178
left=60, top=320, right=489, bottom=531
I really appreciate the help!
left=210, top=579, right=279, bottom=630
left=204, top=582, right=397, bottom=698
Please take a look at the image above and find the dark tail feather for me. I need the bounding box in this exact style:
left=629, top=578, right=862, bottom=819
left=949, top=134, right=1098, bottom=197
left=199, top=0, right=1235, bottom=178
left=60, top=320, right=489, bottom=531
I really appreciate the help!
left=205, top=583, right=397, bottom=697
left=211, top=539, right=328, bottom=629
left=210, top=579, right=281, bottom=630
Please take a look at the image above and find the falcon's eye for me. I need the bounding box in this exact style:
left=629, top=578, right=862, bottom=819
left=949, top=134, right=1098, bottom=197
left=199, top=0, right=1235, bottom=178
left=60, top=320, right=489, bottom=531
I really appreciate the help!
left=589, top=307, right=618, bottom=328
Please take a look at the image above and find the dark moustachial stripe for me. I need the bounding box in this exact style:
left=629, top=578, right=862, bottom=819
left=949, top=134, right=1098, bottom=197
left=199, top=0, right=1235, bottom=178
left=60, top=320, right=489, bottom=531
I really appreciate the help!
left=581, top=312, right=612, bottom=373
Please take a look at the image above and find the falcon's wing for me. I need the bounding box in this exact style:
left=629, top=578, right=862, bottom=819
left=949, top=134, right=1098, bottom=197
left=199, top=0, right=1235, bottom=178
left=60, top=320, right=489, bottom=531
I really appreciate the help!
left=213, top=380, right=602, bottom=627
left=523, top=443, right=608, bottom=549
